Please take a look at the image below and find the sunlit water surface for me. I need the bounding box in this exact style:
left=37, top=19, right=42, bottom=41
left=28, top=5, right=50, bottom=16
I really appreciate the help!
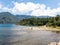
left=0, top=24, right=60, bottom=45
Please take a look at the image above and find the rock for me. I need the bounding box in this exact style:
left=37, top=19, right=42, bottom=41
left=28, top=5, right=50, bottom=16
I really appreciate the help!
left=57, top=41, right=60, bottom=45
left=48, top=42, right=57, bottom=45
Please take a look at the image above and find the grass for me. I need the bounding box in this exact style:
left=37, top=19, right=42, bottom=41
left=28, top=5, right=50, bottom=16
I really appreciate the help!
left=46, top=26, right=60, bottom=31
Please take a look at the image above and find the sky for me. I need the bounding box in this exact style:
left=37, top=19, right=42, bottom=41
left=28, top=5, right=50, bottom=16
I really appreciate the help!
left=0, top=0, right=60, bottom=16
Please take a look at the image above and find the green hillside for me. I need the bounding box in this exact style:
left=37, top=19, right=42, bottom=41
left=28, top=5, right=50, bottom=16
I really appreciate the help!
left=0, top=12, right=19, bottom=24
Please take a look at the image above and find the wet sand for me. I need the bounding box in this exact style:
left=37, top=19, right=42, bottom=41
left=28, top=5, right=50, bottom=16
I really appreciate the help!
left=31, top=26, right=60, bottom=31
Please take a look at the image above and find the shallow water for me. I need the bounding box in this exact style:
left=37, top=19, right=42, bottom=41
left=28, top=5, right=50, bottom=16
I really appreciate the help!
left=0, top=24, right=60, bottom=45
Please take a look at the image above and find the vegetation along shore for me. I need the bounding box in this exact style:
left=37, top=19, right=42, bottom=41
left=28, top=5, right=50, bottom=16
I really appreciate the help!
left=18, top=15, right=60, bottom=31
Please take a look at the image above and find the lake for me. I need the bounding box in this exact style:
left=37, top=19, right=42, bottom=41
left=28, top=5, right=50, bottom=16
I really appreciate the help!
left=0, top=24, right=60, bottom=45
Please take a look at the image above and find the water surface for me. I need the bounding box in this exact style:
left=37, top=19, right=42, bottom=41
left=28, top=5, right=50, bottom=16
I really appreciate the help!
left=0, top=24, right=60, bottom=45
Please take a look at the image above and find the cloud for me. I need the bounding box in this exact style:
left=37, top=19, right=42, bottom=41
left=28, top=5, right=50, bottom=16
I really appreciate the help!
left=0, top=2, right=60, bottom=16
left=11, top=2, right=40, bottom=14
left=11, top=2, right=60, bottom=16
left=0, top=3, right=11, bottom=12
left=0, top=4, right=2, bottom=9
left=31, top=7, right=58, bottom=16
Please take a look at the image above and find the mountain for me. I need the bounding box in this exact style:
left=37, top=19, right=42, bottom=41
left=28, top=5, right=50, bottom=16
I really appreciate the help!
left=0, top=12, right=51, bottom=24
left=36, top=16, right=51, bottom=18
left=16, top=15, right=51, bottom=19
left=16, top=15, right=34, bottom=19
left=0, top=12, right=19, bottom=24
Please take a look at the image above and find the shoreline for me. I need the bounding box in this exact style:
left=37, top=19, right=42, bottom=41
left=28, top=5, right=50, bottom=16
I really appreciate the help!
left=29, top=26, right=60, bottom=31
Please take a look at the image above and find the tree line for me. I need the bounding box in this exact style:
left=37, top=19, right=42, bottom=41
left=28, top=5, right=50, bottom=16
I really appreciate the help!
left=18, top=15, right=60, bottom=27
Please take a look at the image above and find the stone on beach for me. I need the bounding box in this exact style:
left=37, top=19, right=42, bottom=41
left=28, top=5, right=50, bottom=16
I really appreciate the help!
left=57, top=41, right=60, bottom=45
left=48, top=42, right=57, bottom=45
left=48, top=41, right=60, bottom=45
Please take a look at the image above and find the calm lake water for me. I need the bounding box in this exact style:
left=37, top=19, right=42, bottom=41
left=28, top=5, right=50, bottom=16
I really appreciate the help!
left=0, top=24, right=60, bottom=45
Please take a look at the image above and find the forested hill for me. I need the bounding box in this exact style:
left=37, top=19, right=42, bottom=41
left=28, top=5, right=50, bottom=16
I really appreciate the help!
left=18, top=15, right=60, bottom=27
left=0, top=12, right=60, bottom=27
left=0, top=12, right=51, bottom=24
left=0, top=12, right=19, bottom=24
left=0, top=12, right=34, bottom=24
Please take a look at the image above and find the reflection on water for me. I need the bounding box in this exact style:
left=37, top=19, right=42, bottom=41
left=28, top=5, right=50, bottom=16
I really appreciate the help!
left=0, top=24, right=60, bottom=45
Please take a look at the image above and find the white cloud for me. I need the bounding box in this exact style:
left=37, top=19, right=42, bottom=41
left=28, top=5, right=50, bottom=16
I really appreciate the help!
left=11, top=2, right=40, bottom=14
left=0, top=4, right=2, bottom=9
left=0, top=2, right=60, bottom=16
left=31, top=7, right=58, bottom=16
left=11, top=2, right=60, bottom=16
left=0, top=3, right=11, bottom=12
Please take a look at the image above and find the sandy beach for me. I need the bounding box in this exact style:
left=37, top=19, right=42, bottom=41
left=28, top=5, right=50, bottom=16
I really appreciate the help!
left=29, top=26, right=60, bottom=31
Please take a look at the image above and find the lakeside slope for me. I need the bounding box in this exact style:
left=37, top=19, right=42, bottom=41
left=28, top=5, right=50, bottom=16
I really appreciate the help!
left=30, top=26, right=60, bottom=31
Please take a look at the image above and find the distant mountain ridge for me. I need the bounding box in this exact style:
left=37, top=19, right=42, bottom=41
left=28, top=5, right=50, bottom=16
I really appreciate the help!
left=0, top=12, right=51, bottom=24
left=16, top=15, right=51, bottom=19
left=0, top=12, right=19, bottom=24
left=16, top=15, right=34, bottom=19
